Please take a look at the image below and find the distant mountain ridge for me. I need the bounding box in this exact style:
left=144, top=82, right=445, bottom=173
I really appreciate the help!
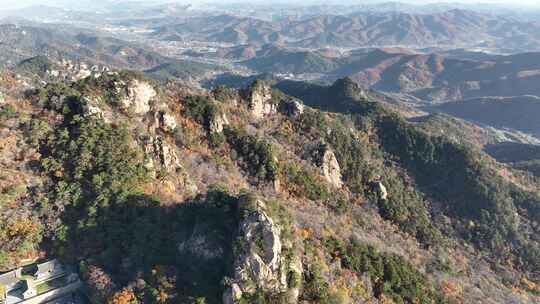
left=150, top=9, right=540, bottom=51
left=0, top=23, right=227, bottom=83
left=221, top=46, right=540, bottom=104
left=0, top=23, right=167, bottom=69
left=339, top=50, right=540, bottom=102
left=429, top=95, right=540, bottom=137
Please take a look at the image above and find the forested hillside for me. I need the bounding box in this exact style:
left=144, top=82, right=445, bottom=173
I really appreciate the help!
left=1, top=68, right=540, bottom=303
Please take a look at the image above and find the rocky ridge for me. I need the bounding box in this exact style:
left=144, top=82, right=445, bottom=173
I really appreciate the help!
left=2, top=69, right=540, bottom=304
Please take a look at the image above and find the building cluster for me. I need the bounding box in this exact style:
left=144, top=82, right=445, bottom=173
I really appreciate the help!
left=0, top=260, right=81, bottom=304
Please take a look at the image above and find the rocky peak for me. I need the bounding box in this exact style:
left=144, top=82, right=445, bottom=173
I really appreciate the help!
left=331, top=77, right=368, bottom=100
left=118, top=79, right=157, bottom=115
left=242, top=80, right=277, bottom=119
left=373, top=181, right=388, bottom=200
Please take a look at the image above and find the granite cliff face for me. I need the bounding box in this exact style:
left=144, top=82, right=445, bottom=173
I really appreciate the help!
left=224, top=198, right=301, bottom=304
left=278, top=98, right=305, bottom=118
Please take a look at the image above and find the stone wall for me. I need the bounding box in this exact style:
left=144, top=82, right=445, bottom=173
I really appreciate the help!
left=21, top=281, right=82, bottom=304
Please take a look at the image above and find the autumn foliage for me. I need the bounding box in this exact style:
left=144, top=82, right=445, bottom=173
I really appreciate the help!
left=108, top=288, right=138, bottom=304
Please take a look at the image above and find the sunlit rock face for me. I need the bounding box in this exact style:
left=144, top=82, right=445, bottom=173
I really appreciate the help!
left=243, top=80, right=277, bottom=119
left=118, top=79, right=157, bottom=115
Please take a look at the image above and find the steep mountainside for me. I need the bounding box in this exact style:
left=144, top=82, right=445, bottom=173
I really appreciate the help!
left=1, top=68, right=540, bottom=304
left=485, top=143, right=540, bottom=178
left=430, top=96, right=540, bottom=137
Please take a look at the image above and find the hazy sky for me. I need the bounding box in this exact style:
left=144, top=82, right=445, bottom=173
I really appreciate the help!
left=1, top=0, right=540, bottom=10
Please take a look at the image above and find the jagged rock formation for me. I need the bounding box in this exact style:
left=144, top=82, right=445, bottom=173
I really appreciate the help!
left=242, top=80, right=277, bottom=119
left=6, top=66, right=540, bottom=304
left=312, top=144, right=343, bottom=188
left=142, top=136, right=181, bottom=173
left=81, top=96, right=106, bottom=119
left=278, top=98, right=304, bottom=117
left=16, top=57, right=111, bottom=84
left=209, top=112, right=230, bottom=134
left=322, top=148, right=343, bottom=188
left=374, top=181, right=388, bottom=200
left=223, top=199, right=301, bottom=304
left=117, top=79, right=156, bottom=115
left=154, top=111, right=177, bottom=133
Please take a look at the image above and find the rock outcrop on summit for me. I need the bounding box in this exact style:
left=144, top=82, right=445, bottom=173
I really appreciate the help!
left=118, top=79, right=157, bottom=115
left=242, top=80, right=277, bottom=119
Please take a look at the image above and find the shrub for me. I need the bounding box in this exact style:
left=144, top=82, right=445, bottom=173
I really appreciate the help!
left=224, top=127, right=278, bottom=183
left=325, top=238, right=446, bottom=304
left=184, top=95, right=219, bottom=129
left=0, top=104, right=17, bottom=122
left=0, top=215, right=42, bottom=270
left=302, top=262, right=330, bottom=303
left=281, top=162, right=329, bottom=201
left=23, top=118, right=52, bottom=147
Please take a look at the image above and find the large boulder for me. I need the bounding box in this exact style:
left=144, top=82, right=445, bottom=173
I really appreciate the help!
left=154, top=111, right=177, bottom=133
left=209, top=112, right=230, bottom=134
left=312, top=144, right=343, bottom=188
left=373, top=181, right=388, bottom=200
left=278, top=98, right=304, bottom=118
left=242, top=80, right=277, bottom=119
left=323, top=150, right=343, bottom=188
left=118, top=80, right=156, bottom=115
left=75, top=68, right=92, bottom=81
left=286, top=255, right=303, bottom=301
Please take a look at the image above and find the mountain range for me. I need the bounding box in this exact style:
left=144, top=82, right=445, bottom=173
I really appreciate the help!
left=230, top=46, right=540, bottom=104
left=0, top=23, right=166, bottom=69
left=2, top=4, right=540, bottom=303
left=0, top=23, right=226, bottom=84
left=150, top=9, right=540, bottom=51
